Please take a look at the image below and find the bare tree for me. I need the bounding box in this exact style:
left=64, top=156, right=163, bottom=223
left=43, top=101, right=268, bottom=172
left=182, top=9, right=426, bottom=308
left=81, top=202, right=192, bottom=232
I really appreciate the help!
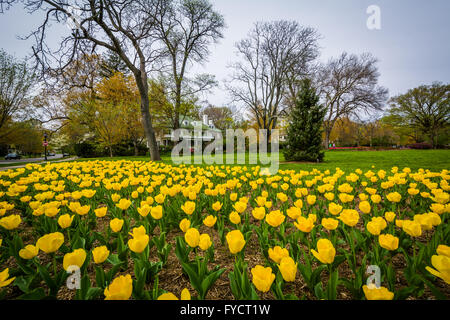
left=0, top=49, right=35, bottom=136
left=153, top=0, right=225, bottom=130
left=317, top=52, right=388, bottom=148
left=226, top=20, right=319, bottom=138
left=2, top=0, right=168, bottom=160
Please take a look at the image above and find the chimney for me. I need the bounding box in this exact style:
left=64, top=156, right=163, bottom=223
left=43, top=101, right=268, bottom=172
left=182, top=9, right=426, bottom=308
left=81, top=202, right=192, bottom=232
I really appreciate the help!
left=203, top=114, right=208, bottom=125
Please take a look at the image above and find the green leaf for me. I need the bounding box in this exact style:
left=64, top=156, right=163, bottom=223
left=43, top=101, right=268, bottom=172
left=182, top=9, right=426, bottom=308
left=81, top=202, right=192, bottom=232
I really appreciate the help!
left=17, top=287, right=46, bottom=300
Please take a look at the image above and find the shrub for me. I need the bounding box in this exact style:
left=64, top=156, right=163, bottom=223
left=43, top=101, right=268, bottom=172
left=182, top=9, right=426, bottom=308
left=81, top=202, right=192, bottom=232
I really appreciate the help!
left=408, top=142, right=433, bottom=149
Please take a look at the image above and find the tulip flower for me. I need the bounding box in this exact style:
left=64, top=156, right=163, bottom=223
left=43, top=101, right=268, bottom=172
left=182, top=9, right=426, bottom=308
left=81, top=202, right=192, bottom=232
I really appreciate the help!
left=229, top=211, right=241, bottom=225
left=92, top=246, right=110, bottom=264
left=19, top=244, right=39, bottom=260
left=128, top=234, right=150, bottom=253
left=328, top=203, right=342, bottom=216
left=251, top=265, right=275, bottom=292
left=150, top=205, right=163, bottom=220
left=358, top=201, right=371, bottom=214
left=386, top=192, right=402, bottom=203
left=179, top=218, right=191, bottom=233
left=137, top=204, right=150, bottom=217
left=338, top=209, right=359, bottom=227
left=63, top=248, right=87, bottom=270
left=384, top=211, right=396, bottom=222
left=265, top=210, right=285, bottom=228
left=268, top=246, right=289, bottom=264
left=226, top=229, right=246, bottom=254
left=203, top=215, right=217, bottom=227
left=185, top=228, right=200, bottom=248
left=378, top=234, right=399, bottom=251
left=110, top=218, right=124, bottom=233
left=157, top=288, right=191, bottom=300
left=278, top=257, right=297, bottom=282
left=233, top=201, right=246, bottom=214
left=181, top=201, right=196, bottom=215
left=0, top=268, right=15, bottom=288
left=252, top=207, right=266, bottom=220
left=199, top=234, right=212, bottom=251
left=311, top=239, right=336, bottom=264
left=104, top=274, right=133, bottom=300
left=116, top=199, right=132, bottom=211
left=321, top=218, right=339, bottom=231
left=426, top=254, right=450, bottom=284
left=94, top=207, right=108, bottom=218
left=286, top=207, right=301, bottom=220
left=36, top=232, right=64, bottom=254
left=0, top=214, right=21, bottom=230
left=294, top=216, right=314, bottom=233
left=362, top=284, right=394, bottom=300
left=402, top=220, right=422, bottom=237
left=58, top=214, right=74, bottom=229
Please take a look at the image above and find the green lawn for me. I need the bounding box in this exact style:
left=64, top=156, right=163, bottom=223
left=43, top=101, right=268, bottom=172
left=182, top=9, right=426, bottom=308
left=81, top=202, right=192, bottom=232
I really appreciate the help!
left=73, top=149, right=450, bottom=172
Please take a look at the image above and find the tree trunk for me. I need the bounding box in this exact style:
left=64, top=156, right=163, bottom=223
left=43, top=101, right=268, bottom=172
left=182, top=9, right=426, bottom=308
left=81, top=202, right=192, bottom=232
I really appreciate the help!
left=133, top=139, right=138, bottom=156
left=324, top=129, right=331, bottom=149
left=109, top=145, right=113, bottom=158
left=134, top=71, right=161, bottom=161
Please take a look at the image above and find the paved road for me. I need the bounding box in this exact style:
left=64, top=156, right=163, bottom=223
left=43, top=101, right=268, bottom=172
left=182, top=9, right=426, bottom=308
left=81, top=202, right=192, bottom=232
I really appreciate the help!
left=0, top=156, right=78, bottom=171
left=0, top=153, right=64, bottom=164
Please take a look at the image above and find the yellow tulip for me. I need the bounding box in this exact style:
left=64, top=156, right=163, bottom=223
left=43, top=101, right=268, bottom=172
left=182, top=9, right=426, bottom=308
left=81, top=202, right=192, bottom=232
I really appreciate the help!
left=203, top=215, right=217, bottom=227
left=181, top=201, right=196, bottom=215
left=311, top=239, right=336, bottom=264
left=384, top=211, right=396, bottom=222
left=155, top=194, right=165, bottom=204
left=233, top=201, right=246, bottom=213
left=278, top=257, right=297, bottom=282
left=58, top=214, right=74, bottom=229
left=92, top=246, right=110, bottom=264
left=359, top=201, right=371, bottom=214
left=328, top=203, right=342, bottom=216
left=386, top=192, right=402, bottom=203
left=251, top=265, right=275, bottom=292
left=437, top=244, right=450, bottom=258
left=179, top=218, right=191, bottom=233
left=137, top=204, right=150, bottom=217
left=110, top=218, right=124, bottom=233
left=229, top=211, right=241, bottom=224
left=116, top=199, right=131, bottom=211
left=265, top=210, right=285, bottom=228
left=362, top=284, right=394, bottom=300
left=286, top=207, right=301, bottom=220
left=0, top=214, right=21, bottom=230
left=150, top=205, right=163, bottom=220
left=94, top=207, right=108, bottom=218
left=321, top=217, right=339, bottom=231
left=251, top=207, right=266, bottom=220
left=199, top=233, right=212, bottom=251
left=426, top=254, right=450, bottom=284
left=306, top=195, right=316, bottom=205
left=0, top=268, right=15, bottom=288
left=378, top=234, right=399, bottom=251
left=63, top=248, right=87, bottom=270
left=402, top=220, right=422, bottom=237
left=294, top=216, right=314, bottom=233
left=36, top=232, right=64, bottom=253
left=128, top=234, right=150, bottom=253
left=104, top=274, right=133, bottom=300
left=226, top=229, right=246, bottom=254
left=338, top=209, right=359, bottom=227
left=19, top=244, right=39, bottom=260
left=185, top=228, right=200, bottom=248
left=268, top=246, right=289, bottom=264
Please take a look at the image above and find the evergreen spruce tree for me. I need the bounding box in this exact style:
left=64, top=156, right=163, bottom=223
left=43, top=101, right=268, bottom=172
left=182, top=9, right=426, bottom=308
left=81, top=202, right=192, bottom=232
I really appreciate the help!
left=283, top=78, right=326, bottom=162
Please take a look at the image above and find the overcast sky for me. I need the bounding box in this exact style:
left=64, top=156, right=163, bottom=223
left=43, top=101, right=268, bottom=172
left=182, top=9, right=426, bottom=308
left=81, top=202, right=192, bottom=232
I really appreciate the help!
left=0, top=0, right=449, bottom=110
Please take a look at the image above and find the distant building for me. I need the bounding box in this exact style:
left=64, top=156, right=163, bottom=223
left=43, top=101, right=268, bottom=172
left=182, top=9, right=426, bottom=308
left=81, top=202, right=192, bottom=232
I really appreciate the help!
left=155, top=114, right=222, bottom=148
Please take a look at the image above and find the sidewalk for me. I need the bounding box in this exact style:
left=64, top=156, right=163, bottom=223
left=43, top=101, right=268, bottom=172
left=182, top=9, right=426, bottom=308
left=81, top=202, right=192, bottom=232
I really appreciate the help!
left=0, top=157, right=79, bottom=171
